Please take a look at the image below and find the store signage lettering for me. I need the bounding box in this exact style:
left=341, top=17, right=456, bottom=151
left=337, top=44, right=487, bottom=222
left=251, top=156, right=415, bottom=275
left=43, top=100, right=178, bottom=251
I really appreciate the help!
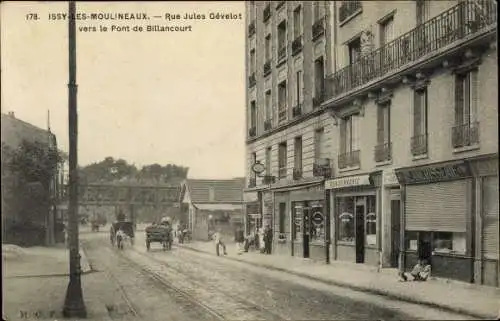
left=325, top=175, right=371, bottom=189
left=397, top=163, right=472, bottom=184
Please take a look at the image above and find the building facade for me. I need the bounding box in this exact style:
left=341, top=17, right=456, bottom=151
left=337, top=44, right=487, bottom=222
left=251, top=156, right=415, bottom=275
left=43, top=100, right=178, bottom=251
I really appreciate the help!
left=244, top=1, right=498, bottom=287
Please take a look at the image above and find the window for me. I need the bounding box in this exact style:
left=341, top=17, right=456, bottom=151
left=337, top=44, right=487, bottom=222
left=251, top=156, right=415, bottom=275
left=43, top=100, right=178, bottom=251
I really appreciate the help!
left=265, top=147, right=271, bottom=175
left=250, top=49, right=256, bottom=72
left=265, top=35, right=271, bottom=61
left=340, top=115, right=360, bottom=154
left=348, top=37, right=361, bottom=65
left=279, top=203, right=286, bottom=234
left=292, top=202, right=304, bottom=240
left=250, top=101, right=256, bottom=128
left=377, top=102, right=391, bottom=144
left=433, top=232, right=466, bottom=255
left=416, top=0, right=429, bottom=25
left=413, top=89, right=428, bottom=137
left=337, top=197, right=355, bottom=243
left=380, top=15, right=395, bottom=46
left=296, top=71, right=302, bottom=106
left=278, top=81, right=287, bottom=114
left=310, top=201, right=325, bottom=244
left=314, top=57, right=325, bottom=99
left=406, top=231, right=419, bottom=251
left=265, top=91, right=272, bottom=120
left=314, top=128, right=324, bottom=161
left=455, top=71, right=478, bottom=127
left=366, top=195, right=376, bottom=246
left=278, top=142, right=287, bottom=178
left=278, top=21, right=287, bottom=52
left=294, top=136, right=302, bottom=171
left=293, top=6, right=302, bottom=39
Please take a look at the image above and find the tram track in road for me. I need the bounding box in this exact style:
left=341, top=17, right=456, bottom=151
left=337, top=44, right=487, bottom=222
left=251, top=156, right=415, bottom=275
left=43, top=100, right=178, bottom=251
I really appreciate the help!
left=127, top=247, right=288, bottom=320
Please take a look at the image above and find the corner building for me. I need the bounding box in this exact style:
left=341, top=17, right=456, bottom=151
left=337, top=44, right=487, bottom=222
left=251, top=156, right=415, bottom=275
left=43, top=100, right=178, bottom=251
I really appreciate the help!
left=244, top=0, right=498, bottom=287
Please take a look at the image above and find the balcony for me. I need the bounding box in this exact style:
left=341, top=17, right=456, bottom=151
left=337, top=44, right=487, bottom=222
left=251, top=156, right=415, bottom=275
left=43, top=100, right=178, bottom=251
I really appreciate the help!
left=248, top=126, right=256, bottom=138
left=338, top=150, right=360, bottom=169
left=262, top=175, right=276, bottom=185
left=278, top=167, right=287, bottom=179
left=263, top=4, right=271, bottom=23
left=292, top=105, right=302, bottom=118
left=292, top=35, right=303, bottom=56
left=411, top=134, right=428, bottom=156
left=248, top=73, right=256, bottom=88
left=276, top=1, right=286, bottom=10
left=312, top=17, right=325, bottom=41
left=248, top=178, right=256, bottom=188
left=326, top=0, right=497, bottom=100
left=277, top=46, right=287, bottom=65
left=263, top=60, right=271, bottom=77
left=452, top=122, right=480, bottom=148
left=293, top=167, right=302, bottom=180
left=248, top=20, right=256, bottom=37
left=339, top=1, right=362, bottom=24
left=313, top=162, right=332, bottom=178
left=264, top=118, right=272, bottom=131
left=374, top=142, right=392, bottom=162
left=278, top=109, right=287, bottom=123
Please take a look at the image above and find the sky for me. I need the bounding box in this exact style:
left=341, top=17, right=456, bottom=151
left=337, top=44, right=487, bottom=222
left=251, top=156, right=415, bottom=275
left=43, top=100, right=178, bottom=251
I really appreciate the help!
left=1, top=1, right=246, bottom=179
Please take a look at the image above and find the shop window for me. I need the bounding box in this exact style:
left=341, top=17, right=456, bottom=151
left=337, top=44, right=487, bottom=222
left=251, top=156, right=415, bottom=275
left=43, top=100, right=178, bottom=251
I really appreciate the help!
left=310, top=202, right=325, bottom=244
left=365, top=195, right=376, bottom=246
left=337, top=196, right=355, bottom=243
left=292, top=202, right=304, bottom=240
left=406, top=231, right=419, bottom=251
left=433, top=231, right=466, bottom=255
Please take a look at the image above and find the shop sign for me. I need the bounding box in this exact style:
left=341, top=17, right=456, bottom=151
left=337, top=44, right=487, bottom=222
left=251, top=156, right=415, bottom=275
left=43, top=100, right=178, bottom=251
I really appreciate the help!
left=396, top=162, right=472, bottom=185
left=311, top=211, right=324, bottom=226
left=383, top=169, right=399, bottom=186
left=325, top=175, right=371, bottom=190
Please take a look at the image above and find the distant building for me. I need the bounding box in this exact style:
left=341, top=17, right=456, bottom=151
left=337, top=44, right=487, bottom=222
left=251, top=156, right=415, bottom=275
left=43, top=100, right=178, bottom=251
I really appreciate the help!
left=1, top=112, right=63, bottom=246
left=179, top=178, right=245, bottom=241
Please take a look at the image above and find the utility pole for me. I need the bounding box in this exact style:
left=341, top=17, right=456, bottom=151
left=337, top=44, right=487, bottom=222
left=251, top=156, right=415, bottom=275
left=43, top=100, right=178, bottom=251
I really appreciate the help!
left=63, top=1, right=87, bottom=318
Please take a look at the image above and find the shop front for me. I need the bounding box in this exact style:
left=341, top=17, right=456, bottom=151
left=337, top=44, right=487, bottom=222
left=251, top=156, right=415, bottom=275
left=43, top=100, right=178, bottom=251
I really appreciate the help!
left=243, top=191, right=260, bottom=236
left=327, top=174, right=379, bottom=266
left=396, top=160, right=475, bottom=283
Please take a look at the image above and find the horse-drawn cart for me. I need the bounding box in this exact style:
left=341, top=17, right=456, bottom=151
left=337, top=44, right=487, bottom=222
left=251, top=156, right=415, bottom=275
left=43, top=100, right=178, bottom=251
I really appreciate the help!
left=110, top=221, right=135, bottom=250
left=145, top=222, right=172, bottom=251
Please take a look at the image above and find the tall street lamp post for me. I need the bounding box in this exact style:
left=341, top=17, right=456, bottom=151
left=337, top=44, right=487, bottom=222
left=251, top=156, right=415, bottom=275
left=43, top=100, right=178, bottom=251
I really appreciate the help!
left=63, top=1, right=87, bottom=317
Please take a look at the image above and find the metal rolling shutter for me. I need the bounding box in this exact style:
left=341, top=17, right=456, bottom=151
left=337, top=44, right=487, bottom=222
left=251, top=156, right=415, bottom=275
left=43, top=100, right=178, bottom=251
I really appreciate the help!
left=406, top=180, right=467, bottom=232
left=482, top=176, right=499, bottom=259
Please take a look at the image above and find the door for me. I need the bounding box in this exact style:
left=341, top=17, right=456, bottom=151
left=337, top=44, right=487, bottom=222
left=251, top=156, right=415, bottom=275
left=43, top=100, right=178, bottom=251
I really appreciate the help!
left=355, top=201, right=365, bottom=263
left=390, top=199, right=401, bottom=268
left=303, top=207, right=310, bottom=258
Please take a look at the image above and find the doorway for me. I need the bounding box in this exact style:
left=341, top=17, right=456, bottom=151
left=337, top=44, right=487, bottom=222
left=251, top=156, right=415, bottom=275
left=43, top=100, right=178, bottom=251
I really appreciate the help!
left=355, top=201, right=365, bottom=264
left=390, top=199, right=401, bottom=268
left=303, top=207, right=310, bottom=258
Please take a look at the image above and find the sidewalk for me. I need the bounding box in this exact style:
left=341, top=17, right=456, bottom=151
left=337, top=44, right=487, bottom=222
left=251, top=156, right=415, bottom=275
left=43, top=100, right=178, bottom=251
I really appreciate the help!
left=178, top=241, right=500, bottom=320
left=2, top=244, right=111, bottom=321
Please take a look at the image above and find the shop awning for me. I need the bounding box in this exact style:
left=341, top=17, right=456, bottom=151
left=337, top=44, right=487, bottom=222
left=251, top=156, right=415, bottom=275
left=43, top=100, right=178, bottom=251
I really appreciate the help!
left=193, top=203, right=243, bottom=211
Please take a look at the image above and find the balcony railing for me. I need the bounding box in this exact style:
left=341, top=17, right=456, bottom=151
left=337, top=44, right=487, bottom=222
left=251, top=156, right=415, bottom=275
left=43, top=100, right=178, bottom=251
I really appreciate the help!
left=411, top=134, right=428, bottom=156
left=248, top=178, right=256, bottom=188
left=276, top=1, right=286, bottom=10
left=263, top=60, right=271, bottom=77
left=338, top=150, right=360, bottom=169
left=248, top=126, right=256, bottom=137
left=278, top=109, right=287, bottom=122
left=248, top=73, right=256, bottom=88
left=339, top=1, right=362, bottom=23
left=313, top=162, right=332, bottom=178
left=264, top=118, right=272, bottom=131
left=263, top=4, right=271, bottom=23
left=374, top=142, right=392, bottom=162
left=278, top=167, right=287, bottom=178
left=277, top=46, right=287, bottom=64
left=312, top=16, right=325, bottom=41
left=327, top=0, right=497, bottom=100
left=292, top=104, right=302, bottom=118
left=248, top=20, right=256, bottom=37
left=262, top=175, right=276, bottom=185
left=452, top=122, right=480, bottom=148
left=293, top=167, right=302, bottom=180
left=292, top=35, right=303, bottom=56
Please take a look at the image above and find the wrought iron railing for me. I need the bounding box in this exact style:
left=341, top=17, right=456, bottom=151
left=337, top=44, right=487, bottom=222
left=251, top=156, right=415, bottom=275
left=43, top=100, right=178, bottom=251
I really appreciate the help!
left=292, top=35, right=303, bottom=56
left=248, top=73, right=256, bottom=88
left=293, top=167, right=302, bottom=180
left=374, top=142, right=392, bottom=162
left=292, top=105, right=302, bottom=118
left=278, top=109, right=287, bottom=122
left=278, top=167, right=287, bottom=178
left=327, top=0, right=497, bottom=100
left=277, top=46, right=287, bottom=64
left=263, top=60, right=271, bottom=77
left=248, top=20, right=256, bottom=37
left=264, top=119, right=272, bottom=131
left=263, top=4, right=271, bottom=22
left=262, top=175, right=276, bottom=185
left=248, top=178, right=256, bottom=188
left=312, top=16, right=326, bottom=41
left=452, top=122, right=480, bottom=148
left=411, top=134, right=428, bottom=156
left=249, top=126, right=256, bottom=137
left=313, top=163, right=332, bottom=178
left=339, top=1, right=362, bottom=23
left=338, top=150, right=360, bottom=169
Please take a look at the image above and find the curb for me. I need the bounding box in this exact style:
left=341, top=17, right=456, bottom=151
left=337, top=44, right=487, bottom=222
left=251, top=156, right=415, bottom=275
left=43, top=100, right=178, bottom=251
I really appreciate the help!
left=179, top=244, right=495, bottom=320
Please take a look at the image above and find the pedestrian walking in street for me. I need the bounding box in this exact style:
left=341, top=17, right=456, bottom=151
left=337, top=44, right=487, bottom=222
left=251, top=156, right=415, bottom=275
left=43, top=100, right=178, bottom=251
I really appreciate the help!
left=213, top=228, right=227, bottom=256
left=234, top=226, right=245, bottom=255
left=263, top=224, right=273, bottom=254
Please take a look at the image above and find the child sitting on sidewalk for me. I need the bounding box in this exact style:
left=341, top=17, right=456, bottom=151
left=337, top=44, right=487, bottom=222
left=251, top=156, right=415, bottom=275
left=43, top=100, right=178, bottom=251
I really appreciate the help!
left=399, top=259, right=431, bottom=282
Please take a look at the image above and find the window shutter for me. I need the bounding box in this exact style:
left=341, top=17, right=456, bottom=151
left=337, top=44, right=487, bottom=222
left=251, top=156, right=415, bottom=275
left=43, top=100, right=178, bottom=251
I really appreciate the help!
left=340, top=119, right=346, bottom=154
left=464, top=73, right=471, bottom=125
left=413, top=91, right=422, bottom=136
left=455, top=75, right=464, bottom=125
left=470, top=70, right=478, bottom=123
left=377, top=105, right=384, bottom=143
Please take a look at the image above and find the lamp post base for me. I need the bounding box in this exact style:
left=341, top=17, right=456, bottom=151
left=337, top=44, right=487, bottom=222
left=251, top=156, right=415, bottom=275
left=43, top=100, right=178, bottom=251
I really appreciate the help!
left=62, top=276, right=87, bottom=318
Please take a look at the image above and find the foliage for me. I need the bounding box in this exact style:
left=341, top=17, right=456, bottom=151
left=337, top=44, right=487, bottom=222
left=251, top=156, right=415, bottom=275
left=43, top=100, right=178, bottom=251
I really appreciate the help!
left=79, top=157, right=189, bottom=183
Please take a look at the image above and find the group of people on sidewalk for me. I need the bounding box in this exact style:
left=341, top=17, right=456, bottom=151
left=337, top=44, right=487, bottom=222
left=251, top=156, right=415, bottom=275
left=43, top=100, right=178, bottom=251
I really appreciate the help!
left=212, top=225, right=273, bottom=256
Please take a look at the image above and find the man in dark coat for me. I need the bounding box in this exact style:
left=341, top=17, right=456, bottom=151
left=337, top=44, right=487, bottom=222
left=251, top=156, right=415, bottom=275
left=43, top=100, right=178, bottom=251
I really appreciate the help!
left=234, top=226, right=245, bottom=254
left=263, top=224, right=273, bottom=254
